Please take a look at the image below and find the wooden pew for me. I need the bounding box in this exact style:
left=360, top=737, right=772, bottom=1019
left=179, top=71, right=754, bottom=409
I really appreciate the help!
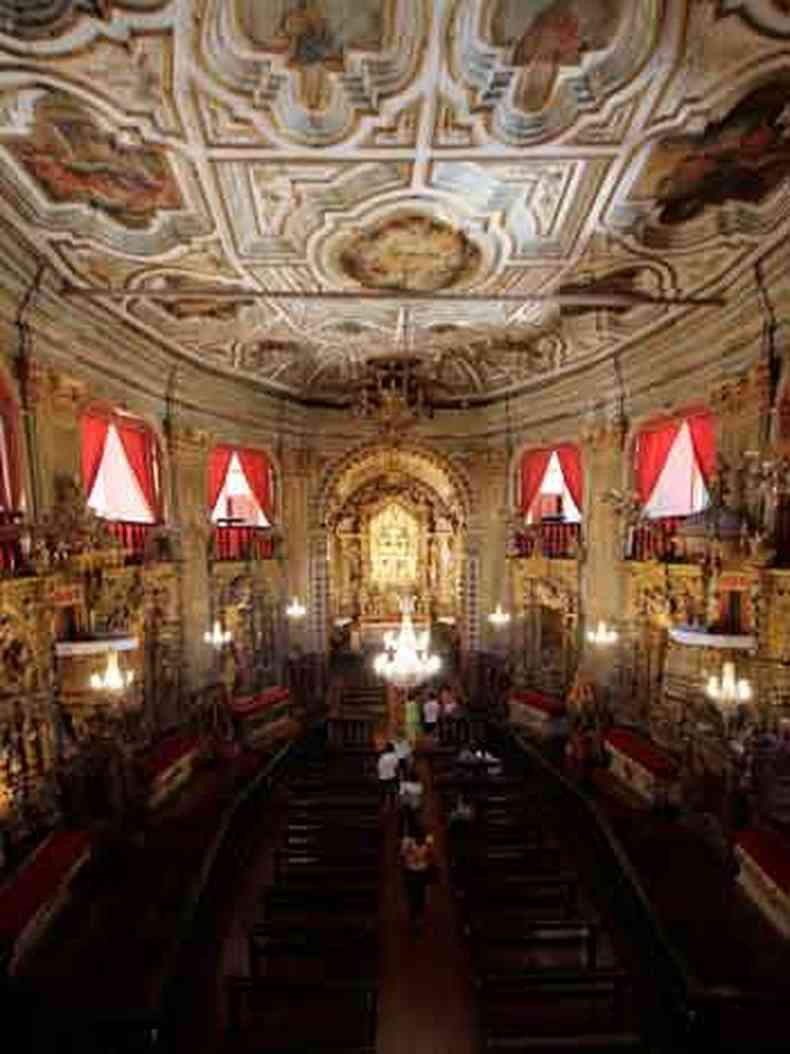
left=248, top=927, right=378, bottom=982
left=226, top=977, right=377, bottom=1053
left=263, top=883, right=378, bottom=919
left=470, top=920, right=601, bottom=972
left=273, top=855, right=379, bottom=885
left=478, top=970, right=634, bottom=1042
left=461, top=875, right=579, bottom=918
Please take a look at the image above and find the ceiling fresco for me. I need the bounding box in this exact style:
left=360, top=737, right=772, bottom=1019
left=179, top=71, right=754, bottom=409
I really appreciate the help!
left=0, top=2, right=788, bottom=409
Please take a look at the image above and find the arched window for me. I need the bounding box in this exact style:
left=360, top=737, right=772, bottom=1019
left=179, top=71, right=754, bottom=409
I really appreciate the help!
left=635, top=411, right=715, bottom=518
left=208, top=445, right=273, bottom=526
left=519, top=444, right=582, bottom=523
left=81, top=410, right=162, bottom=524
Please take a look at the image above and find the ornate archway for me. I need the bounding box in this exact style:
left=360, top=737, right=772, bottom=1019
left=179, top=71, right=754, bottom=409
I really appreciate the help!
left=311, top=443, right=473, bottom=657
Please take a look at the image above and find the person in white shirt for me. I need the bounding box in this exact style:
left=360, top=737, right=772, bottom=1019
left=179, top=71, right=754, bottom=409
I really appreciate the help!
left=377, top=743, right=399, bottom=809
left=393, top=733, right=412, bottom=777
left=398, top=765, right=424, bottom=835
left=422, top=695, right=440, bottom=734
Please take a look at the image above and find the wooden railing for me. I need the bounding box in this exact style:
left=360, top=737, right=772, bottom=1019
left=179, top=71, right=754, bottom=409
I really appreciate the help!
left=103, top=520, right=157, bottom=564
left=212, top=525, right=274, bottom=562
left=514, top=521, right=581, bottom=559
left=629, top=516, right=684, bottom=561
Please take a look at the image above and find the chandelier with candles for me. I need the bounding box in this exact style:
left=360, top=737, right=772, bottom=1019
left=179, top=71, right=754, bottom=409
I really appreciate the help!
left=373, top=595, right=441, bottom=690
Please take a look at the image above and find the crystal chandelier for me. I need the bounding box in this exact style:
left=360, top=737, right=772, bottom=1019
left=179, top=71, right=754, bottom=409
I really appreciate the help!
left=706, top=660, right=752, bottom=712
left=373, top=596, right=441, bottom=690
left=286, top=595, right=307, bottom=620
left=587, top=620, right=618, bottom=646
left=488, top=604, right=512, bottom=628
left=90, top=650, right=134, bottom=692
left=204, top=620, right=231, bottom=648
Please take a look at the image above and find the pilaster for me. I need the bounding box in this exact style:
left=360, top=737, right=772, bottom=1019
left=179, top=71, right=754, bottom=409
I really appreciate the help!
left=166, top=424, right=212, bottom=692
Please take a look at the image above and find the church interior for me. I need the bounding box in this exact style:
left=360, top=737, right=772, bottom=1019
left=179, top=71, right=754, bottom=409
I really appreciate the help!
left=3, top=1, right=790, bottom=1051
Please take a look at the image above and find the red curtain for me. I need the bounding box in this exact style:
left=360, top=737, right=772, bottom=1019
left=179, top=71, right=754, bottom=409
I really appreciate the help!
left=636, top=421, right=681, bottom=505
left=556, top=444, right=583, bottom=511
left=237, top=447, right=273, bottom=519
left=208, top=446, right=234, bottom=513
left=0, top=397, right=23, bottom=511
left=687, top=411, right=716, bottom=484
left=117, top=422, right=160, bottom=520
left=519, top=448, right=553, bottom=517
left=80, top=414, right=109, bottom=500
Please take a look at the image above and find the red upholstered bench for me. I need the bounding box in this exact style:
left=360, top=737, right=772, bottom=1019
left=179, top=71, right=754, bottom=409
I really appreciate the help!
left=604, top=729, right=678, bottom=805
left=508, top=690, right=567, bottom=740
left=0, top=829, right=91, bottom=970
left=143, top=734, right=200, bottom=810
left=735, top=828, right=790, bottom=937
left=227, top=687, right=294, bottom=748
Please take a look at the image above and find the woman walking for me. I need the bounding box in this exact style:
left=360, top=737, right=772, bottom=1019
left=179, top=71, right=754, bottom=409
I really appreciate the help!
left=400, top=825, right=436, bottom=928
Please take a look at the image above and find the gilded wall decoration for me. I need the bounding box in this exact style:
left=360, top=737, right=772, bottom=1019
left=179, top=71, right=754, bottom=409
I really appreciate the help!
left=339, top=214, right=482, bottom=293
left=2, top=91, right=181, bottom=231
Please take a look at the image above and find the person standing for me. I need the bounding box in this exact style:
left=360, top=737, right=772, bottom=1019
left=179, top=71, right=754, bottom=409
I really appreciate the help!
left=422, top=694, right=440, bottom=735
left=377, top=743, right=399, bottom=810
left=392, top=730, right=412, bottom=778
left=401, top=826, right=436, bottom=927
left=398, top=764, right=424, bottom=837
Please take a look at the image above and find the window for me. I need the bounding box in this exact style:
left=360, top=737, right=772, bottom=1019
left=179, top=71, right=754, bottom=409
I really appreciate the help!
left=208, top=445, right=274, bottom=526
left=642, top=422, right=708, bottom=518
left=636, top=412, right=715, bottom=519
left=526, top=451, right=581, bottom=524
left=210, top=451, right=270, bottom=527
left=519, top=444, right=583, bottom=522
left=82, top=411, right=161, bottom=523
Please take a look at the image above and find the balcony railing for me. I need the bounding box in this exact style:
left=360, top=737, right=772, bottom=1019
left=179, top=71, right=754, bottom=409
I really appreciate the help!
left=514, top=521, right=581, bottom=559
left=103, top=520, right=157, bottom=564
left=212, top=524, right=275, bottom=562
left=629, top=516, right=684, bottom=561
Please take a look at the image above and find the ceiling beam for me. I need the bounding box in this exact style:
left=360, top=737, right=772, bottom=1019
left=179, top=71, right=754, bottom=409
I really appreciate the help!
left=60, top=283, right=725, bottom=309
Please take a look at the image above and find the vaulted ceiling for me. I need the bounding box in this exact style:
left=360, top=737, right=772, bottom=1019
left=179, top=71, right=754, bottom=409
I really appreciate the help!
left=0, top=1, right=788, bottom=412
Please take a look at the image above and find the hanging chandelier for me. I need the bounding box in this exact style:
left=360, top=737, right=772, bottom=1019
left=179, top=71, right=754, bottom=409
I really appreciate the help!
left=286, top=595, right=307, bottom=620
left=204, top=620, right=231, bottom=648
left=488, top=604, right=512, bottom=628
left=90, top=650, right=134, bottom=693
left=705, top=660, right=752, bottom=713
left=373, top=596, right=441, bottom=690
left=587, top=620, right=618, bottom=646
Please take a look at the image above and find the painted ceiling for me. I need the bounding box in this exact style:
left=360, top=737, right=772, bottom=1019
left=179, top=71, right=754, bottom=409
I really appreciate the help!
left=0, top=1, right=789, bottom=408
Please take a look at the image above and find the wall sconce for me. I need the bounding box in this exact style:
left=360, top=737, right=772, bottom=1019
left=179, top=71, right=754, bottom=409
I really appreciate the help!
left=587, top=620, right=618, bottom=646
left=488, top=604, right=512, bottom=628
left=90, top=650, right=134, bottom=692
left=204, top=620, right=231, bottom=648
left=286, top=596, right=307, bottom=620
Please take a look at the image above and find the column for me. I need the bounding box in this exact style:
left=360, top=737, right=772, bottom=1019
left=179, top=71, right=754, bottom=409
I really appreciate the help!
left=577, top=416, right=628, bottom=706
left=475, top=450, right=512, bottom=655
left=280, top=446, right=313, bottom=654
left=166, top=424, right=212, bottom=693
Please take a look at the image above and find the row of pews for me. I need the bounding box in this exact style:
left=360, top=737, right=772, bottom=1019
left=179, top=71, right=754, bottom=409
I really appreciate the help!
left=225, top=746, right=381, bottom=1053
left=435, top=750, right=647, bottom=1054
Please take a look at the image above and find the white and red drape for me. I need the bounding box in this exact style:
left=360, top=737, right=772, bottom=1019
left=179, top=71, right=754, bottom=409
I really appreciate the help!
left=207, top=445, right=273, bottom=521
left=635, top=411, right=715, bottom=506
left=81, top=412, right=162, bottom=520
left=0, top=388, right=22, bottom=512
left=519, top=444, right=583, bottom=516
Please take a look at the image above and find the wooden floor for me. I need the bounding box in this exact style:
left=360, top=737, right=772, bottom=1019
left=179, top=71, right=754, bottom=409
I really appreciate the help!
left=376, top=756, right=476, bottom=1054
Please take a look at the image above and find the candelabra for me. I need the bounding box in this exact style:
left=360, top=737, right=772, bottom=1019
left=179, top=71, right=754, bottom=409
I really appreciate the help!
left=488, top=604, right=512, bottom=629
left=586, top=620, right=618, bottom=646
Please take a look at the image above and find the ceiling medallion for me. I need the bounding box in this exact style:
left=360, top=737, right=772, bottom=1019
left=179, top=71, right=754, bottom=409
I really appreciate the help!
left=339, top=213, right=481, bottom=292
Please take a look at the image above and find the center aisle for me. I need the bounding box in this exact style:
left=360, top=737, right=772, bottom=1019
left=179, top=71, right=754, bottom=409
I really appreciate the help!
left=377, top=754, right=476, bottom=1054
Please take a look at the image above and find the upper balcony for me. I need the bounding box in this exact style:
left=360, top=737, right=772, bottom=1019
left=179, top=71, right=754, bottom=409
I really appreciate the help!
left=513, top=521, right=581, bottom=560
